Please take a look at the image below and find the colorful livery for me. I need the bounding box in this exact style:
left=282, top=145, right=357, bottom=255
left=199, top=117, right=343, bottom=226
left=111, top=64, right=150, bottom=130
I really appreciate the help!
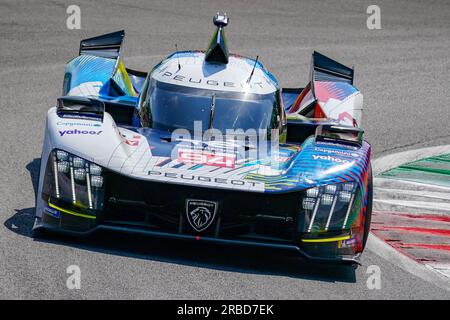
left=34, top=13, right=372, bottom=263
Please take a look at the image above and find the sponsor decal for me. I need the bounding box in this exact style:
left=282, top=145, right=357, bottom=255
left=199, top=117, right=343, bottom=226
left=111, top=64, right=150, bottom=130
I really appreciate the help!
left=178, top=149, right=236, bottom=168
left=314, top=147, right=359, bottom=158
left=124, top=135, right=142, bottom=147
left=185, top=199, right=217, bottom=232
left=147, top=170, right=264, bottom=189
left=44, top=206, right=61, bottom=218
left=160, top=71, right=266, bottom=90
left=315, top=141, right=358, bottom=151
left=59, top=129, right=102, bottom=136
left=312, top=154, right=351, bottom=164
left=339, top=236, right=358, bottom=248
left=57, top=121, right=101, bottom=127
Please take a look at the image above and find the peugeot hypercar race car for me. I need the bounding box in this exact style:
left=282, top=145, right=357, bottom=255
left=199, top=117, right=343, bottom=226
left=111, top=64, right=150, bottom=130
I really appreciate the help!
left=34, top=13, right=372, bottom=263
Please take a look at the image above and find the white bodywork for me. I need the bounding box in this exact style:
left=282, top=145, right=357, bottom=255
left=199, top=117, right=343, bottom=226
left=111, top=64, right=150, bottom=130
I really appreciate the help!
left=319, top=92, right=364, bottom=127
left=153, top=54, right=277, bottom=95
left=35, top=53, right=280, bottom=220
left=35, top=108, right=268, bottom=220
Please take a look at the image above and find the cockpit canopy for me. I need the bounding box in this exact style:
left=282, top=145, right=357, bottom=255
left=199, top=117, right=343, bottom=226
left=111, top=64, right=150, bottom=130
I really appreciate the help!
left=141, top=79, right=280, bottom=133
left=138, top=51, right=283, bottom=135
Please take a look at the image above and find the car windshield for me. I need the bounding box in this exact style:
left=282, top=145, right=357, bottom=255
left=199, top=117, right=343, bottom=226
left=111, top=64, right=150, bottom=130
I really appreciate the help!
left=145, top=80, right=279, bottom=133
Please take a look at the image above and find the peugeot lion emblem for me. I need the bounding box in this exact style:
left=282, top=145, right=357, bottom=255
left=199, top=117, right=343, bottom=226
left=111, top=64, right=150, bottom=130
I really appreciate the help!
left=185, top=199, right=218, bottom=232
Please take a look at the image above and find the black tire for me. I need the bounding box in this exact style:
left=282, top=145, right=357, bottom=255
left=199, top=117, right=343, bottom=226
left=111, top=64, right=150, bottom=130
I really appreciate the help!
left=362, top=165, right=373, bottom=250
left=32, top=158, right=44, bottom=239
left=32, top=224, right=50, bottom=239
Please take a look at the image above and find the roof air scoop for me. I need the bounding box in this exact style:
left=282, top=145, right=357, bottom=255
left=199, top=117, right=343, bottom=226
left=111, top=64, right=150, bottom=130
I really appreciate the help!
left=205, top=12, right=229, bottom=64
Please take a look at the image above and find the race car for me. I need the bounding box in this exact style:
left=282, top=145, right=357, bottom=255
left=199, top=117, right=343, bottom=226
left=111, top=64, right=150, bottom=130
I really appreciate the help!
left=33, top=13, right=372, bottom=263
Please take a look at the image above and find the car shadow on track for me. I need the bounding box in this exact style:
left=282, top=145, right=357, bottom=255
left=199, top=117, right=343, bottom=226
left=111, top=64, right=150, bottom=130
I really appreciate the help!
left=4, top=159, right=40, bottom=237
left=4, top=158, right=358, bottom=284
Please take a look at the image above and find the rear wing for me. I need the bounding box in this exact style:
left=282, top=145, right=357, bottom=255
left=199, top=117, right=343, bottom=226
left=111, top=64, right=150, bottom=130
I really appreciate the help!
left=79, top=30, right=124, bottom=59
left=284, top=51, right=355, bottom=113
left=284, top=51, right=363, bottom=134
left=311, top=51, right=354, bottom=86
left=64, top=30, right=149, bottom=98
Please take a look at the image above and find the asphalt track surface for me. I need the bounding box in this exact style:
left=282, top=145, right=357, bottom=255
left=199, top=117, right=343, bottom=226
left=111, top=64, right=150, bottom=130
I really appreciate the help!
left=1, top=0, right=450, bottom=299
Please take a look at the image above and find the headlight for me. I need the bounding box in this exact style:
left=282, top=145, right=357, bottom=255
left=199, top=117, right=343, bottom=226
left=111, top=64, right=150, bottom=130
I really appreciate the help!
left=43, top=149, right=105, bottom=213
left=324, top=184, right=337, bottom=194
left=73, top=157, right=85, bottom=168
left=306, top=187, right=319, bottom=198
left=299, top=182, right=358, bottom=233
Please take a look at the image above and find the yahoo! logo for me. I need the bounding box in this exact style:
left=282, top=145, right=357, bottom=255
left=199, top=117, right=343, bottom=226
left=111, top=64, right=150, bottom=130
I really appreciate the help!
left=312, top=154, right=351, bottom=164
left=59, top=129, right=102, bottom=136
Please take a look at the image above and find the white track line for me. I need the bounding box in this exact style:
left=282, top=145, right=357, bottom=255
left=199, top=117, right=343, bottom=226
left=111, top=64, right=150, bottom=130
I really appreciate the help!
left=370, top=145, right=450, bottom=290
left=375, top=178, right=450, bottom=191
left=426, top=264, right=450, bottom=280
left=375, top=188, right=450, bottom=200
left=374, top=199, right=450, bottom=212
left=373, top=144, right=450, bottom=176
left=366, top=235, right=450, bottom=291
